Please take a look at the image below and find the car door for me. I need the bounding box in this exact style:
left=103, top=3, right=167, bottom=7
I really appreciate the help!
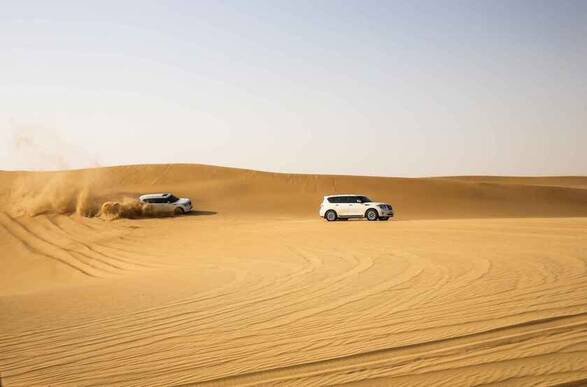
left=152, top=197, right=171, bottom=214
left=346, top=196, right=363, bottom=217
left=163, top=197, right=176, bottom=212
left=336, top=196, right=353, bottom=217
left=356, top=196, right=372, bottom=217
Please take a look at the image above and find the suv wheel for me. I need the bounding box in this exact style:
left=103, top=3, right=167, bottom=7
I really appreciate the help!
left=366, top=209, right=379, bottom=221
left=174, top=207, right=185, bottom=216
left=325, top=210, right=337, bottom=222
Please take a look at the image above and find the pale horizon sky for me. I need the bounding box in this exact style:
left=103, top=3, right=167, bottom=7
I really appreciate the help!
left=1, top=0, right=586, bottom=177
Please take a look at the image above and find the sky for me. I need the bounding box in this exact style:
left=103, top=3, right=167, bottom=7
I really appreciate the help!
left=1, top=0, right=586, bottom=176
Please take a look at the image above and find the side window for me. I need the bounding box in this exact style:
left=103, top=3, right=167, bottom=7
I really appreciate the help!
left=343, top=196, right=355, bottom=203
left=328, top=197, right=343, bottom=204
left=357, top=196, right=370, bottom=203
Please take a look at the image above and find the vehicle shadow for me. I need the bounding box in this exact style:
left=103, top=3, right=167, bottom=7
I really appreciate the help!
left=185, top=210, right=218, bottom=217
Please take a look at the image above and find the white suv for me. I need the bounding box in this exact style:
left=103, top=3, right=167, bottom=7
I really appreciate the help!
left=319, top=194, right=393, bottom=221
left=139, top=193, right=192, bottom=215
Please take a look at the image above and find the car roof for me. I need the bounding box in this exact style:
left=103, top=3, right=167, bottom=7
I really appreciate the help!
left=139, top=193, right=171, bottom=199
left=324, top=194, right=364, bottom=198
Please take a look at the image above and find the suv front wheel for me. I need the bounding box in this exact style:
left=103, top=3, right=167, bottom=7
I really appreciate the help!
left=325, top=210, right=337, bottom=222
left=366, top=209, right=379, bottom=221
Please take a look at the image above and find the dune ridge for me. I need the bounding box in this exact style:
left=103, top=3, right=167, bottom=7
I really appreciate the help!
left=1, top=163, right=586, bottom=219
left=1, top=164, right=586, bottom=386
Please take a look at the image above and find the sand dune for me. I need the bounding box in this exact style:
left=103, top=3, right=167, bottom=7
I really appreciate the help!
left=1, top=164, right=586, bottom=219
left=1, top=164, right=586, bottom=386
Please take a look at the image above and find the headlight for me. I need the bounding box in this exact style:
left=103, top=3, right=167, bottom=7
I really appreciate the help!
left=378, top=204, right=386, bottom=209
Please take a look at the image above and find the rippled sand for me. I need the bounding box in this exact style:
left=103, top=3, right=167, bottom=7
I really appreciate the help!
left=1, top=165, right=586, bottom=386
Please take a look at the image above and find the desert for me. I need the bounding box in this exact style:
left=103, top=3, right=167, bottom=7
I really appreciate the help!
left=1, top=164, right=586, bottom=386
left=2, top=2, right=587, bottom=385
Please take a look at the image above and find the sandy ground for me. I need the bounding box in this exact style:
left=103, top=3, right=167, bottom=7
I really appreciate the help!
left=1, top=165, right=586, bottom=386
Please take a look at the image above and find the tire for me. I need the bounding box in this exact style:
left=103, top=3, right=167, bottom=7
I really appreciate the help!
left=174, top=207, right=185, bottom=216
left=366, top=209, right=379, bottom=221
left=379, top=216, right=389, bottom=221
left=325, top=210, right=337, bottom=222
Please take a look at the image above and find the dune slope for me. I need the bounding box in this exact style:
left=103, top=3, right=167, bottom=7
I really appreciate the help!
left=1, top=164, right=586, bottom=386
left=1, top=164, right=586, bottom=219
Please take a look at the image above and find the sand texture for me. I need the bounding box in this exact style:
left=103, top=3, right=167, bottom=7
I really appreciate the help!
left=1, top=164, right=586, bottom=386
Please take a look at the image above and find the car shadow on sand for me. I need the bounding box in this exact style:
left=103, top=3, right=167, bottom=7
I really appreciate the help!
left=184, top=210, right=218, bottom=217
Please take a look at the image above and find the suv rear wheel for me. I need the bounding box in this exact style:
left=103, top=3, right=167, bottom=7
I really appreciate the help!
left=325, top=210, right=337, bottom=222
left=366, top=209, right=379, bottom=221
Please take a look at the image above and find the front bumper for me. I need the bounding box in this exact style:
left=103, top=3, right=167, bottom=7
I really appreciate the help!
left=379, top=209, right=394, bottom=217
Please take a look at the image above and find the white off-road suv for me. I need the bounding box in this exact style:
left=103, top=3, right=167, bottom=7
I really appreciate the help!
left=139, top=193, right=192, bottom=215
left=319, top=194, right=393, bottom=221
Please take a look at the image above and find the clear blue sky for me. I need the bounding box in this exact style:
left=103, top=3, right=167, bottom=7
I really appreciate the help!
left=1, top=0, right=585, bottom=176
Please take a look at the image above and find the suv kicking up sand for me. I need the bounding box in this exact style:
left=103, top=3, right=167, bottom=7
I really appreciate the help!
left=320, top=194, right=393, bottom=221
left=139, top=193, right=192, bottom=215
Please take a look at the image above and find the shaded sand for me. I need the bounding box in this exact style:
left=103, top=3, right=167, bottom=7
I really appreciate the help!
left=1, top=164, right=586, bottom=386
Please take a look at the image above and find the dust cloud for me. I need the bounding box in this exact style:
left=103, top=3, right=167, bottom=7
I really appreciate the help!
left=7, top=173, right=175, bottom=220
left=3, top=123, right=100, bottom=171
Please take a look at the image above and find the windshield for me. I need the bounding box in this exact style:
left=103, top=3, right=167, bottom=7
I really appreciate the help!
left=168, top=195, right=180, bottom=203
left=357, top=196, right=372, bottom=203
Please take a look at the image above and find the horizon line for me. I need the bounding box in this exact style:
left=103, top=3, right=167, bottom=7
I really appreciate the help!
left=1, top=162, right=585, bottom=179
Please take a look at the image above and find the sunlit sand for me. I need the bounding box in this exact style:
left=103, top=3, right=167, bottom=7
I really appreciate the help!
left=1, top=164, right=586, bottom=385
